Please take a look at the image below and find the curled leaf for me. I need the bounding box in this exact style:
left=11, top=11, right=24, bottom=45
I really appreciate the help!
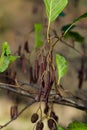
left=64, top=12, right=87, bottom=36
left=56, top=54, right=67, bottom=84
left=34, top=23, right=43, bottom=48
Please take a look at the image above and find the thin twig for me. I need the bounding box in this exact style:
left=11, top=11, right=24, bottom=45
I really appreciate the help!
left=60, top=39, right=84, bottom=56
left=51, top=33, right=85, bottom=56
left=0, top=100, right=35, bottom=129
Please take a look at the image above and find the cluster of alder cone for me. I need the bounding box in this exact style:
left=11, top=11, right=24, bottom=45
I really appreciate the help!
left=29, top=53, right=59, bottom=130
left=31, top=109, right=58, bottom=130
left=4, top=41, right=59, bottom=130
left=28, top=43, right=59, bottom=130
left=21, top=41, right=59, bottom=130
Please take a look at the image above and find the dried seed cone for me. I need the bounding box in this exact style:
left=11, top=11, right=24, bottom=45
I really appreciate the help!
left=36, top=121, right=44, bottom=130
left=31, top=113, right=39, bottom=123
left=47, top=119, right=57, bottom=130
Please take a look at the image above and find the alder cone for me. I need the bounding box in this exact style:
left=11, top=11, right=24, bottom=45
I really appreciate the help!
left=47, top=119, right=57, bottom=130
left=31, top=113, right=39, bottom=123
left=36, top=121, right=44, bottom=130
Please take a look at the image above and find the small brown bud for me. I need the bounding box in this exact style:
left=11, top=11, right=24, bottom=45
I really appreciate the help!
left=31, top=113, right=39, bottom=123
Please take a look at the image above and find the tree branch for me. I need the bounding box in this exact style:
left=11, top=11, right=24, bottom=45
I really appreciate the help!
left=60, top=39, right=84, bottom=56
left=0, top=82, right=36, bottom=100
left=53, top=95, right=87, bottom=110
left=0, top=82, right=87, bottom=111
left=0, top=81, right=87, bottom=129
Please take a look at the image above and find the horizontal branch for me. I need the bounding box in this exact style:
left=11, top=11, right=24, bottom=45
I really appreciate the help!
left=0, top=82, right=87, bottom=129
left=53, top=95, right=87, bottom=110
left=0, top=82, right=36, bottom=100
left=0, top=82, right=87, bottom=111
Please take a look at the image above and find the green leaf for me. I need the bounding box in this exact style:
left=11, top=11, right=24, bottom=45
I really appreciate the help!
left=1, top=41, right=11, bottom=57
left=56, top=54, right=67, bottom=84
left=57, top=125, right=65, bottom=130
left=68, top=121, right=87, bottom=130
left=0, top=56, right=10, bottom=72
left=64, top=12, right=87, bottom=36
left=61, top=24, right=75, bottom=32
left=44, top=0, right=68, bottom=22
left=44, top=0, right=68, bottom=40
left=34, top=23, right=43, bottom=48
left=9, top=55, right=19, bottom=62
left=0, top=42, right=19, bottom=73
left=64, top=31, right=84, bottom=43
